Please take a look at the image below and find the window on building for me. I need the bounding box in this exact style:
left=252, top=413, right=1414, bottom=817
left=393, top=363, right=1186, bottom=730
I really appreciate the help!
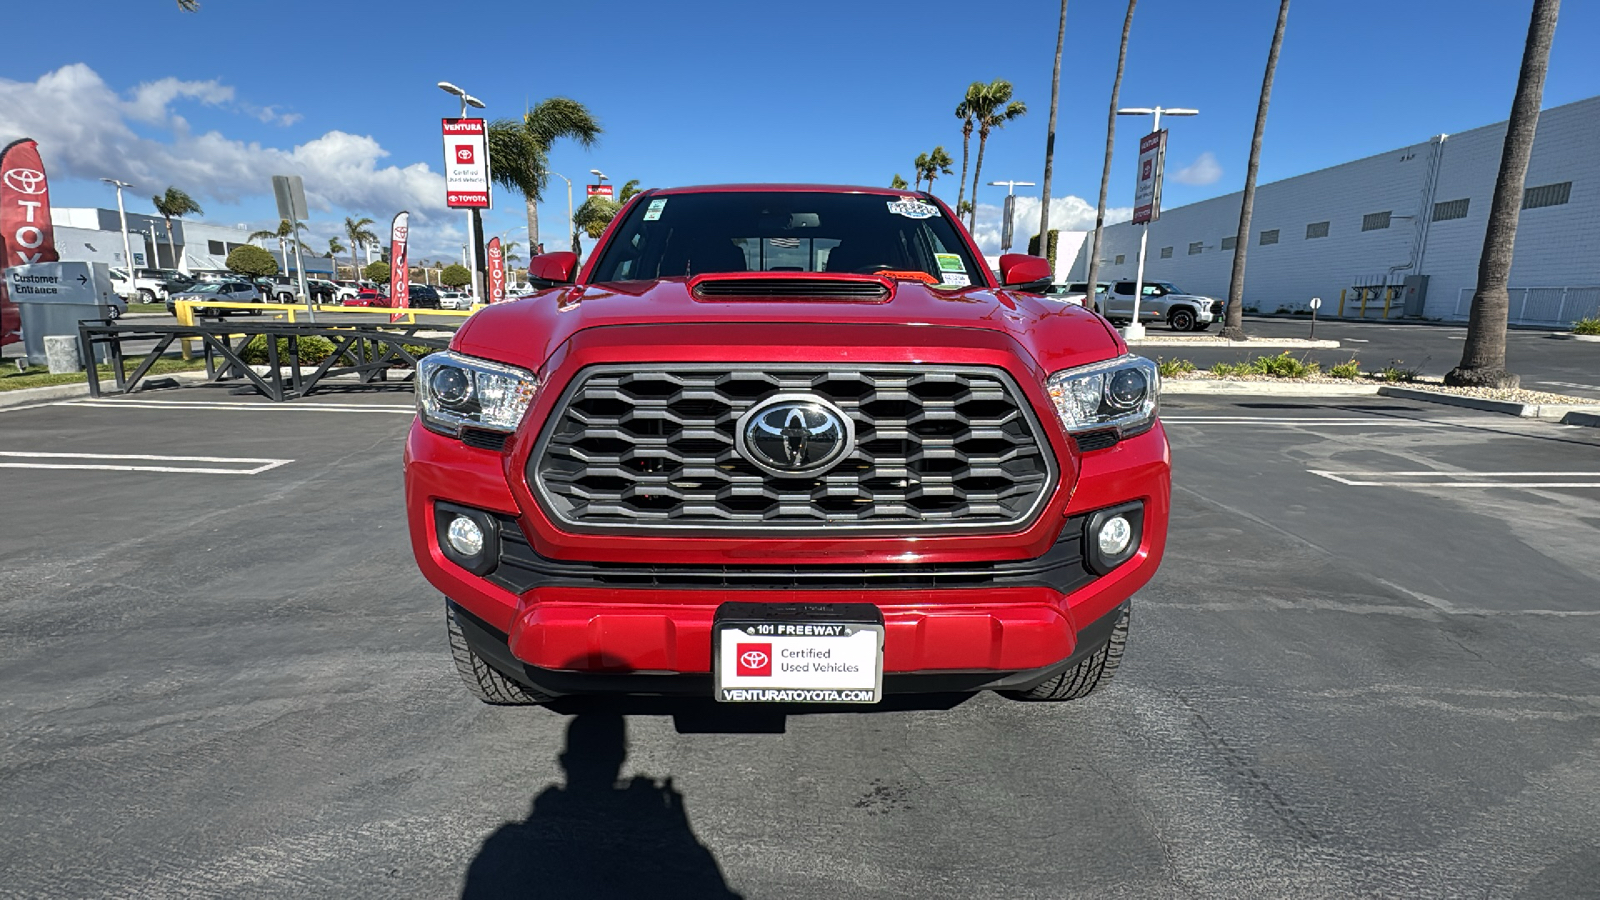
left=1220, top=236, right=1237, bottom=251
left=1259, top=229, right=1279, bottom=245
left=1159, top=246, right=1173, bottom=259
left=1187, top=241, right=1203, bottom=255
left=1362, top=211, right=1392, bottom=231
left=1306, top=221, right=1330, bottom=239
left=1522, top=181, right=1571, bottom=210
left=226, top=242, right=245, bottom=254
left=208, top=240, right=226, bottom=254
left=1114, top=254, right=1125, bottom=265
left=1432, top=198, right=1470, bottom=222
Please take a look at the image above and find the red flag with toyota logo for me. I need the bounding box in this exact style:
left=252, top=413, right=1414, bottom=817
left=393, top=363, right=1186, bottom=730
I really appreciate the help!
left=487, top=236, right=505, bottom=303
left=388, top=211, right=409, bottom=323
left=0, top=138, right=58, bottom=346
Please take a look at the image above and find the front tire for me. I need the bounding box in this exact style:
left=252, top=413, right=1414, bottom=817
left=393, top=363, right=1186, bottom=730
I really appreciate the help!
left=1169, top=308, right=1197, bottom=332
left=1003, top=607, right=1128, bottom=702
left=137, top=288, right=156, bottom=303
left=446, top=603, right=552, bottom=706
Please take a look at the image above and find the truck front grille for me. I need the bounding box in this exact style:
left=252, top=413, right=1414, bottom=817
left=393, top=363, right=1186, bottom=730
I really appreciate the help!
left=528, top=364, right=1056, bottom=534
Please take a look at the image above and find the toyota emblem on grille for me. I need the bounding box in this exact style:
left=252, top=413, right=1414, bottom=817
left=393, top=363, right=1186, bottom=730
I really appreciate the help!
left=736, top=394, right=856, bottom=477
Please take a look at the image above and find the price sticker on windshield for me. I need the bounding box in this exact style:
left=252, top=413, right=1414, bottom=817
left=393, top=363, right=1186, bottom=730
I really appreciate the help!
left=887, top=199, right=940, bottom=219
left=643, top=198, right=668, bottom=221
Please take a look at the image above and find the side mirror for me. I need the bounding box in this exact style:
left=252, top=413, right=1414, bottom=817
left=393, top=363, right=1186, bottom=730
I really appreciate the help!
left=998, top=254, right=1053, bottom=290
left=527, top=251, right=579, bottom=287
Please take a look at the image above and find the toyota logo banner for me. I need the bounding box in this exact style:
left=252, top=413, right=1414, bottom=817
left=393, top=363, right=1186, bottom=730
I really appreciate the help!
left=388, top=211, right=409, bottom=323
left=0, top=138, right=58, bottom=346
left=486, top=236, right=505, bottom=303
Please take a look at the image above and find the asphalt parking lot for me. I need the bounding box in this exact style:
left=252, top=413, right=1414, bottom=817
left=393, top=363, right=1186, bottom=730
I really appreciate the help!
left=3, top=385, right=1599, bottom=898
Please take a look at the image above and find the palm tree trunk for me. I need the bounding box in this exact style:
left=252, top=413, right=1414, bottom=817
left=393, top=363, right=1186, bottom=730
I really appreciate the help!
left=1446, top=0, right=1558, bottom=388
left=956, top=121, right=973, bottom=212
left=1222, top=0, right=1290, bottom=341
left=163, top=217, right=175, bottom=269
left=969, top=128, right=990, bottom=231
left=526, top=197, right=540, bottom=253
left=1086, top=0, right=1138, bottom=307
left=1038, top=0, right=1068, bottom=249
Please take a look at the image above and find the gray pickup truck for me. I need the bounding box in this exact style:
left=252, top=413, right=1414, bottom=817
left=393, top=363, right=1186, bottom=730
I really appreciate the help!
left=1102, top=280, right=1223, bottom=331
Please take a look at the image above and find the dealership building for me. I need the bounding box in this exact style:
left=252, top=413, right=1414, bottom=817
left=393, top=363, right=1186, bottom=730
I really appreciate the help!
left=47, top=207, right=338, bottom=276
left=1066, top=95, right=1600, bottom=326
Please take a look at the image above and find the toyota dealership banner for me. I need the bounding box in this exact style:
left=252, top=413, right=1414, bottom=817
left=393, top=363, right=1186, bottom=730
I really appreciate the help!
left=388, top=211, right=409, bottom=322
left=1132, top=130, right=1168, bottom=225
left=486, top=236, right=505, bottom=304
left=1, top=138, right=59, bottom=346
left=442, top=118, right=490, bottom=209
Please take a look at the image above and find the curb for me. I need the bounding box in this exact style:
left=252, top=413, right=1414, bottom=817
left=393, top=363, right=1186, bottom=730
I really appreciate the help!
left=1130, top=338, right=1341, bottom=349
left=1377, top=386, right=1600, bottom=421
left=1165, top=379, right=1380, bottom=396
left=1547, top=333, right=1600, bottom=343
left=1561, top=410, right=1600, bottom=428
left=0, top=369, right=213, bottom=409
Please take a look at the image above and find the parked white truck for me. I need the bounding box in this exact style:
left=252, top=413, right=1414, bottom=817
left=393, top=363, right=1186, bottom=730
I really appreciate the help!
left=1102, top=280, right=1223, bottom=332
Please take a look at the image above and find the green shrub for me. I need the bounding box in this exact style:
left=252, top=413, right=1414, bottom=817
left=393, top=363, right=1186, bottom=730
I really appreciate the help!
left=1328, top=359, right=1361, bottom=379
left=239, top=335, right=337, bottom=365
left=1376, top=359, right=1422, bottom=383
left=1248, top=352, right=1319, bottom=378
left=226, top=244, right=278, bottom=277
left=1157, top=357, right=1196, bottom=378
left=1209, top=361, right=1247, bottom=377
left=1573, top=317, right=1600, bottom=336
left=440, top=263, right=472, bottom=288
left=363, top=261, right=391, bottom=283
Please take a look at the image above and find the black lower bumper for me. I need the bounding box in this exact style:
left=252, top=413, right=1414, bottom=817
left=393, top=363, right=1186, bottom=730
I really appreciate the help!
left=448, top=600, right=1130, bottom=699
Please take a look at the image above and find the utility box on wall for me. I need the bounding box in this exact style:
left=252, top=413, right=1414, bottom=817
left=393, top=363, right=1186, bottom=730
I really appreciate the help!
left=1402, top=275, right=1429, bottom=318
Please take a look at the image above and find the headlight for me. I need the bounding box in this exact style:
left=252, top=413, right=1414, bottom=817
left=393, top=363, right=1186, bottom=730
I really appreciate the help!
left=416, top=350, right=539, bottom=437
left=1045, top=354, right=1160, bottom=437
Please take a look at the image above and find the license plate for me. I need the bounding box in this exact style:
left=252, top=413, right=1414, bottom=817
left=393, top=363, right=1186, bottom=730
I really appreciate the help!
left=713, top=602, right=884, bottom=704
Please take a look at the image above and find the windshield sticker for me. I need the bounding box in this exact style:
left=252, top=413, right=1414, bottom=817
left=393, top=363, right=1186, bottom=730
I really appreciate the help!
left=939, top=273, right=972, bottom=287
left=643, top=198, right=668, bottom=221
left=934, top=253, right=965, bottom=273
left=887, top=199, right=940, bottom=219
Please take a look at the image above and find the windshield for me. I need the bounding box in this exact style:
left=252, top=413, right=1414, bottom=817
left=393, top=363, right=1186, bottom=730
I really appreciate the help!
left=184, top=283, right=224, bottom=294
left=589, top=191, right=986, bottom=289
left=1148, top=282, right=1183, bottom=295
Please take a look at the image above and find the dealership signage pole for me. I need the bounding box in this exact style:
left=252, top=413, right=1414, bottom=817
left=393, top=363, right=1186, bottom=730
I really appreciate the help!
left=1117, top=106, right=1196, bottom=340
left=272, top=174, right=314, bottom=322
left=987, top=179, right=1036, bottom=253
left=2, top=139, right=62, bottom=348
left=438, top=82, right=489, bottom=301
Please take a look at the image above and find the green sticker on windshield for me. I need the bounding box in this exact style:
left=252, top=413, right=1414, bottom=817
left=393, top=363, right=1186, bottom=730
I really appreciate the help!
left=643, top=198, right=668, bottom=221
left=935, top=253, right=965, bottom=273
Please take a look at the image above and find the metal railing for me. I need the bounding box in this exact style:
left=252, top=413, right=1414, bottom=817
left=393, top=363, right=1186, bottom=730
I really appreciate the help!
left=172, top=298, right=476, bottom=326
left=1452, top=286, right=1600, bottom=327
left=78, top=319, right=458, bottom=401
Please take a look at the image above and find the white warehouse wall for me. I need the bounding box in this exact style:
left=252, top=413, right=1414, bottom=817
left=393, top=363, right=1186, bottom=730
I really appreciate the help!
left=1067, top=95, right=1600, bottom=322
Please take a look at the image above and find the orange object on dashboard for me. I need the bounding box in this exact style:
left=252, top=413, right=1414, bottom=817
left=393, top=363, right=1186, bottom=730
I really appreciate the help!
left=875, top=270, right=938, bottom=284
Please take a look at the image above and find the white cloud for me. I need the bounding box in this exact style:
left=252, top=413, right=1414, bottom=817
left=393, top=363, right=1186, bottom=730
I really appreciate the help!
left=0, top=64, right=445, bottom=218
left=968, top=194, right=1133, bottom=255
left=1171, top=151, right=1222, bottom=186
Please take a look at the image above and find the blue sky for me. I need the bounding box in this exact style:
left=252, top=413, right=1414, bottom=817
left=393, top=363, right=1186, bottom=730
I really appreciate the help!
left=2, top=0, right=1596, bottom=261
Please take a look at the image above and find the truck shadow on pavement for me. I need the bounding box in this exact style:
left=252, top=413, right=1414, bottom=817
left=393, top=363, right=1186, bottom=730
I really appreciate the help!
left=459, top=712, right=744, bottom=900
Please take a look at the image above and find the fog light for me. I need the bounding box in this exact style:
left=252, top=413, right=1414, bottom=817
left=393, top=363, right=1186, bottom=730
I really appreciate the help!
left=446, top=515, right=484, bottom=557
left=1097, top=515, right=1133, bottom=557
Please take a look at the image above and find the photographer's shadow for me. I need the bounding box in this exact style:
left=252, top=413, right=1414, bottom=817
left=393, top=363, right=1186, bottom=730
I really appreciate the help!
left=461, top=713, right=742, bottom=900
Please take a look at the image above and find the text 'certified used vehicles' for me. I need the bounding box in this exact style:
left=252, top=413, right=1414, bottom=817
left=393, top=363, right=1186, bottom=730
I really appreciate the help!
left=406, top=185, right=1170, bottom=708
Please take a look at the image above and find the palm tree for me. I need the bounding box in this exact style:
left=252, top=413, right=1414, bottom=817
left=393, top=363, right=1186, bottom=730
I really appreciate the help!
left=912, top=152, right=930, bottom=191
left=343, top=216, right=377, bottom=284
left=1038, top=0, right=1069, bottom=249
left=890, top=174, right=908, bottom=190
left=247, top=219, right=309, bottom=273
left=1447, top=0, right=1561, bottom=388
left=327, top=237, right=345, bottom=271
left=176, top=0, right=198, bottom=9
left=966, top=80, right=1027, bottom=230
left=487, top=98, right=602, bottom=250
left=954, top=83, right=984, bottom=213
left=151, top=186, right=203, bottom=269
left=1084, top=0, right=1138, bottom=313
left=1221, top=0, right=1291, bottom=341
left=572, top=179, right=647, bottom=240
left=922, top=146, right=955, bottom=198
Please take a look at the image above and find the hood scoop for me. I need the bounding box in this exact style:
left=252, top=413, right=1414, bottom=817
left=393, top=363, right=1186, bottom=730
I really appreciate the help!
left=690, top=274, right=891, bottom=301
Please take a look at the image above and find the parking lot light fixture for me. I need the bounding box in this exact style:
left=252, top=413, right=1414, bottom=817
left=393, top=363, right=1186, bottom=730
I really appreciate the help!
left=101, top=178, right=135, bottom=284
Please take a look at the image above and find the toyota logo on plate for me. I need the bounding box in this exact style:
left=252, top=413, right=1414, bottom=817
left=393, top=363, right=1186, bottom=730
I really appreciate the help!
left=735, top=394, right=856, bottom=478
left=741, top=649, right=768, bottom=669
left=3, top=168, right=47, bottom=195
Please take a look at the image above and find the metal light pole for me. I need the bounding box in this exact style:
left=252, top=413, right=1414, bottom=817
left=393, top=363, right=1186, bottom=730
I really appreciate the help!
left=1116, top=106, right=1197, bottom=340
left=438, top=81, right=486, bottom=300
left=987, top=179, right=1036, bottom=253
left=548, top=171, right=574, bottom=256
left=101, top=178, right=135, bottom=286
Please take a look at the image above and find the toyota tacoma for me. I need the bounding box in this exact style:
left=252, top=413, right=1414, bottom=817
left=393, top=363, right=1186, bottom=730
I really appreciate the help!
left=406, top=185, right=1170, bottom=706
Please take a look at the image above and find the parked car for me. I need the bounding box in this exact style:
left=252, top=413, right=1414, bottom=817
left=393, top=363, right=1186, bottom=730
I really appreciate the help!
left=1042, top=282, right=1108, bottom=310
left=342, top=289, right=387, bottom=307
left=306, top=278, right=353, bottom=303
left=166, top=280, right=264, bottom=316
left=405, top=284, right=442, bottom=309
left=1102, top=280, right=1222, bottom=331
left=409, top=183, right=1170, bottom=708
left=109, top=267, right=170, bottom=303
left=441, top=290, right=481, bottom=310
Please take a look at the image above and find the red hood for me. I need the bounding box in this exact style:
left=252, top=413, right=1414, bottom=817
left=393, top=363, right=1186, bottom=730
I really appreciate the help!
left=451, top=277, right=1126, bottom=375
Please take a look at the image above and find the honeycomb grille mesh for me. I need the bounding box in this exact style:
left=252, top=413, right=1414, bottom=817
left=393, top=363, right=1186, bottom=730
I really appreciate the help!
left=529, top=365, right=1054, bottom=532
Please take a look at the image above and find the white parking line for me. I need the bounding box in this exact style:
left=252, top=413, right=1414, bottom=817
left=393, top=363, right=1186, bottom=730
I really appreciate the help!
left=1311, top=470, right=1600, bottom=488
left=1163, top=416, right=1447, bottom=427
left=0, top=451, right=292, bottom=475
left=55, top=399, right=415, bottom=415
left=1538, top=381, right=1600, bottom=393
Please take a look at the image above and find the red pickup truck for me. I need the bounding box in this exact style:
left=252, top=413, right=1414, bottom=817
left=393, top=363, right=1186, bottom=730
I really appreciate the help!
left=405, top=184, right=1169, bottom=707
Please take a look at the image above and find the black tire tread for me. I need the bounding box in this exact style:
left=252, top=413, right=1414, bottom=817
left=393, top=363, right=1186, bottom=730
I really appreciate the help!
left=445, top=603, right=552, bottom=706
left=1003, top=608, right=1129, bottom=702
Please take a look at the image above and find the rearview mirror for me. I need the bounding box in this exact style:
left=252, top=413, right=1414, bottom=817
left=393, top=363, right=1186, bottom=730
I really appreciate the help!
left=527, top=251, right=579, bottom=287
left=998, top=254, right=1053, bottom=290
